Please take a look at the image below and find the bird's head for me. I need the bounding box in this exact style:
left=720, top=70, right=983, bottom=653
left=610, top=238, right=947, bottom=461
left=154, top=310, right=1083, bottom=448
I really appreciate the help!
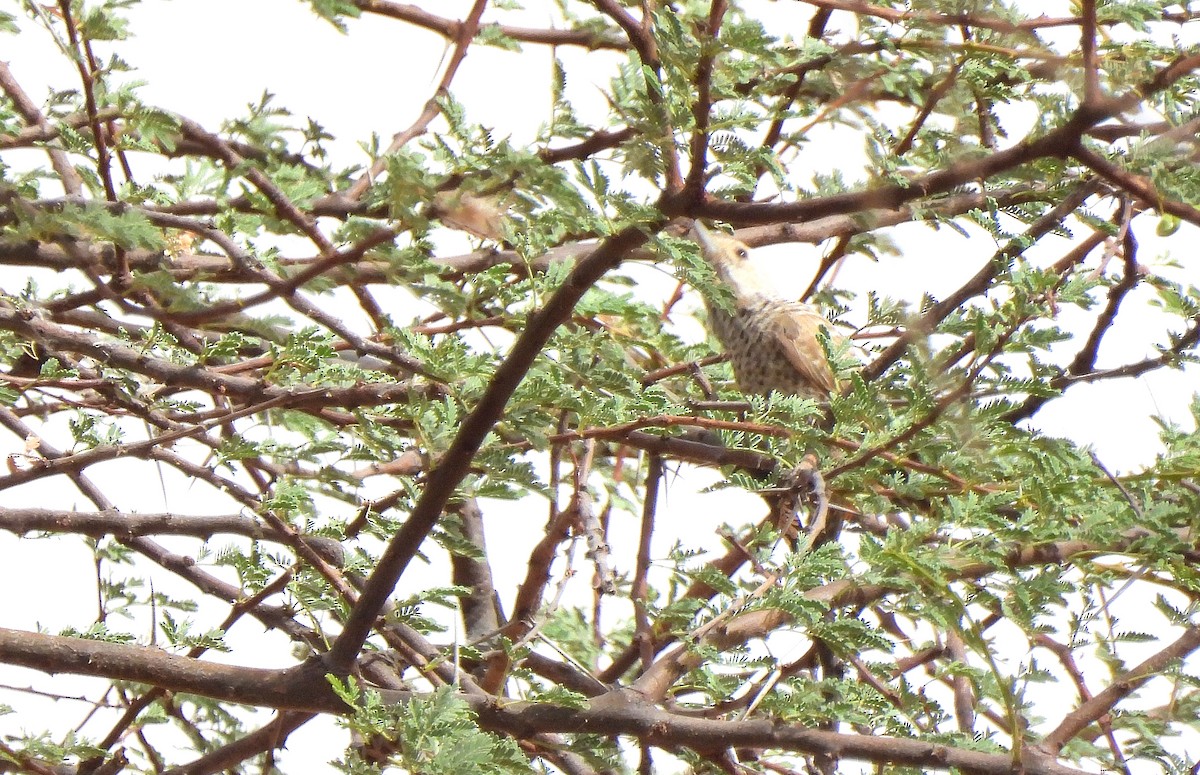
left=690, top=221, right=768, bottom=300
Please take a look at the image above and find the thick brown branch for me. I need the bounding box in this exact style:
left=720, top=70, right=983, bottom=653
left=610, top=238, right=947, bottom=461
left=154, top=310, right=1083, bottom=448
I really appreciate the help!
left=0, top=302, right=432, bottom=407
left=1073, top=144, right=1200, bottom=227
left=0, top=626, right=1090, bottom=775
left=326, top=223, right=658, bottom=670
left=684, top=1, right=729, bottom=196
left=1040, top=624, right=1200, bottom=751
left=0, top=62, right=84, bottom=194
left=703, top=53, right=1200, bottom=226
left=0, top=507, right=336, bottom=558
left=0, top=627, right=335, bottom=711
left=628, top=534, right=1169, bottom=704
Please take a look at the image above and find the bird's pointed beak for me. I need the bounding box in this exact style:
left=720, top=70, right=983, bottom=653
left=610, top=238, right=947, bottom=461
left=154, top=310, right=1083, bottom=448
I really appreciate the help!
left=691, top=220, right=715, bottom=253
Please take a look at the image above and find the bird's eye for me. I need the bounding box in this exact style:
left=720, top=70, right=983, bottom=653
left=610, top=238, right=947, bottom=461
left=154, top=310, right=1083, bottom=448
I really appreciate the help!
left=735, top=248, right=748, bottom=260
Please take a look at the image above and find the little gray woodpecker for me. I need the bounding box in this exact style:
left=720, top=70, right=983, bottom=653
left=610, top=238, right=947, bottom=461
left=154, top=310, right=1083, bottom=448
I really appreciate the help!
left=691, top=222, right=841, bottom=399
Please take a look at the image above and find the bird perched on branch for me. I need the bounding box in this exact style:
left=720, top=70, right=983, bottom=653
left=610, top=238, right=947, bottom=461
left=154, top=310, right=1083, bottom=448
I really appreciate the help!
left=691, top=222, right=841, bottom=399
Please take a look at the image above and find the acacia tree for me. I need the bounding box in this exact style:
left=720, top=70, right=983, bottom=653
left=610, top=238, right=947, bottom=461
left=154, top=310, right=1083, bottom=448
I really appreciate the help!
left=2, top=0, right=1200, bottom=773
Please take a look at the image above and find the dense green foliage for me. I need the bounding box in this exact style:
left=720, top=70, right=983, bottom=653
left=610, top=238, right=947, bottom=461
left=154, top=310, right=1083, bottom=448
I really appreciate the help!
left=2, top=1, right=1200, bottom=773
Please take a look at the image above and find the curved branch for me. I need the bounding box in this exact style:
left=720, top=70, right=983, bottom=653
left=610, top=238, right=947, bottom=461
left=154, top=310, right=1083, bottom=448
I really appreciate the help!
left=702, top=53, right=1200, bottom=225
left=354, top=0, right=625, bottom=50
left=0, top=626, right=1089, bottom=775
left=326, top=223, right=658, bottom=670
left=344, top=0, right=491, bottom=201
left=1040, top=623, right=1200, bottom=751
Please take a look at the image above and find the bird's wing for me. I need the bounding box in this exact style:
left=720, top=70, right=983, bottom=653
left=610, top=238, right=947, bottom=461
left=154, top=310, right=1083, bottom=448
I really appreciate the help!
left=770, top=305, right=840, bottom=394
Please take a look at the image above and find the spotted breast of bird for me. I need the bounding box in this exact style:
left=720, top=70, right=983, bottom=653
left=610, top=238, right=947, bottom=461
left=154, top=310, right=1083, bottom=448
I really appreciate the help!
left=691, top=222, right=842, bottom=400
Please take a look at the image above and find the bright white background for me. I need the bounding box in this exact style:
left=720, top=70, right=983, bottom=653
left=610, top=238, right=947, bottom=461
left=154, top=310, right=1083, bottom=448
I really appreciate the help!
left=1, top=0, right=1198, bottom=771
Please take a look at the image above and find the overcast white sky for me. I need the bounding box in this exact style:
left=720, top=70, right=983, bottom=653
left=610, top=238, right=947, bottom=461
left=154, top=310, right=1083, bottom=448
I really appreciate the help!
left=2, top=0, right=1200, bottom=771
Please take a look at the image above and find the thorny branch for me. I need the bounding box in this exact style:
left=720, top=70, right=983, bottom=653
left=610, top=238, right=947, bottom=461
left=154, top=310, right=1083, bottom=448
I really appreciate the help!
left=2, top=3, right=1199, bottom=773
